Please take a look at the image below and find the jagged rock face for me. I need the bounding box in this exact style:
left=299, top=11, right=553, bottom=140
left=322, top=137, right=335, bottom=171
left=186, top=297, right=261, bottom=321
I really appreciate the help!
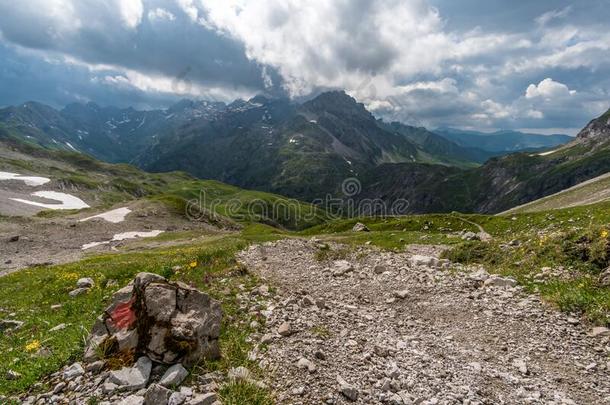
left=85, top=272, right=222, bottom=367
left=577, top=109, right=610, bottom=142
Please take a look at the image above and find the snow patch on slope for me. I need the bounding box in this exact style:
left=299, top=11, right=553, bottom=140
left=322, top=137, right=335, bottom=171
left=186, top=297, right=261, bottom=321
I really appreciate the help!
left=11, top=191, right=90, bottom=210
left=0, top=171, right=51, bottom=186
left=82, top=230, right=164, bottom=250
left=80, top=207, right=132, bottom=224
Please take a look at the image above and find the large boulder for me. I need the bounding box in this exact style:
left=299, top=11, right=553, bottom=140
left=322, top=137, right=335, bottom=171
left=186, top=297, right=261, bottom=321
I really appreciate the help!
left=84, top=272, right=222, bottom=367
left=352, top=222, right=370, bottom=232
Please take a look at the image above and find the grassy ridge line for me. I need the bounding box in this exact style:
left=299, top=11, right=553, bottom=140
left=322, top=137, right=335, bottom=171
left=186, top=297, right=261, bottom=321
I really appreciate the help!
left=1, top=135, right=326, bottom=230
left=501, top=172, right=610, bottom=214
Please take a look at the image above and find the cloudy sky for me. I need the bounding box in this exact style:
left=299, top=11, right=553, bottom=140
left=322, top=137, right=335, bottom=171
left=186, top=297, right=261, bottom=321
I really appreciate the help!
left=0, top=0, right=608, bottom=134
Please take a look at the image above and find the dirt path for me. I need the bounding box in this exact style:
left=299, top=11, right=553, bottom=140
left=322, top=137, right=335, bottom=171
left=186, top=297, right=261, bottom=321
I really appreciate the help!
left=238, top=239, right=610, bottom=405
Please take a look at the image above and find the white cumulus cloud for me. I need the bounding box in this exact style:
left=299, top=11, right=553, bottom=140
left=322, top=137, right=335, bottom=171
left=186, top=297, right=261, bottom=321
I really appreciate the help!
left=117, top=0, right=144, bottom=29
left=526, top=78, right=576, bottom=99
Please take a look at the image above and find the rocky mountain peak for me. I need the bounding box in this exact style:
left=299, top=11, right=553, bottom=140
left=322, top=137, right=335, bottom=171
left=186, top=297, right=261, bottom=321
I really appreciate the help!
left=302, top=90, right=373, bottom=121
left=577, top=108, right=610, bottom=141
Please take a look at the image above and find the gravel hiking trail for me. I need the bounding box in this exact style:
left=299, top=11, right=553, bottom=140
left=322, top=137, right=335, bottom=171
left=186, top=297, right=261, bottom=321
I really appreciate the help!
left=238, top=239, right=610, bottom=405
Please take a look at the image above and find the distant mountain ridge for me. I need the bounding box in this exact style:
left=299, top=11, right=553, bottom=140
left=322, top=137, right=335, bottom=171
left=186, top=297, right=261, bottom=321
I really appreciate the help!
left=356, top=107, right=610, bottom=214
left=434, top=127, right=573, bottom=153
left=1, top=91, right=593, bottom=214
left=0, top=92, right=502, bottom=201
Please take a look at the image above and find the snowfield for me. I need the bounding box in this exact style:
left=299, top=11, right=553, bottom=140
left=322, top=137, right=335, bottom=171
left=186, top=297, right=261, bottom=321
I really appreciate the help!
left=81, top=230, right=164, bottom=250
left=80, top=207, right=132, bottom=224
left=10, top=191, right=90, bottom=210
left=0, top=171, right=51, bottom=186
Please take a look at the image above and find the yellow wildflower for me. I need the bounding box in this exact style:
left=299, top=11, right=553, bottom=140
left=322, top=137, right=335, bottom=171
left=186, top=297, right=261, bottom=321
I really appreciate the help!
left=25, top=340, right=41, bottom=352
left=189, top=261, right=198, bottom=269
left=59, top=272, right=79, bottom=281
left=601, top=229, right=609, bottom=239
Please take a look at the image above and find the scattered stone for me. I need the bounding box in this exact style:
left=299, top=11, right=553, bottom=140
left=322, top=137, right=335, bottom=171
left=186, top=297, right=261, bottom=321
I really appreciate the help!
left=373, top=264, right=387, bottom=274
left=296, top=357, right=317, bottom=373
left=117, top=395, right=145, bottom=405
left=169, top=391, right=187, bottom=405
left=590, top=327, right=610, bottom=337
left=484, top=275, right=518, bottom=288
left=374, top=344, right=390, bottom=357
left=52, top=382, right=66, bottom=394
left=108, top=356, right=152, bottom=391
left=68, top=288, right=90, bottom=297
left=0, top=319, right=24, bottom=332
left=144, top=384, right=172, bottom=405
left=85, top=361, right=105, bottom=374
left=76, top=277, right=95, bottom=289
left=332, top=260, right=354, bottom=277
left=188, top=393, right=217, bottom=405
left=513, top=359, right=529, bottom=375
left=278, top=322, right=293, bottom=337
left=585, top=362, right=597, bottom=371
left=159, top=364, right=189, bottom=387
left=301, top=295, right=315, bottom=306
left=315, top=299, right=327, bottom=310
left=63, top=363, right=85, bottom=380
left=49, top=323, right=67, bottom=332
left=9, top=235, right=19, bottom=242
left=352, top=223, right=370, bottom=232
left=477, top=232, right=493, bottom=242
left=5, top=370, right=21, bottom=380
left=337, top=376, right=358, bottom=401
left=102, top=382, right=118, bottom=394
left=468, top=269, right=490, bottom=283
left=261, top=334, right=274, bottom=344
left=461, top=231, right=480, bottom=241
left=410, top=255, right=438, bottom=268
left=394, top=290, right=409, bottom=299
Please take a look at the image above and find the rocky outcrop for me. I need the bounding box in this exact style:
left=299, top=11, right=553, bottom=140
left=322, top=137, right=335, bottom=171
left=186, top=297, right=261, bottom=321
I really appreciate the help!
left=84, top=272, right=222, bottom=367
left=352, top=222, right=370, bottom=232
left=577, top=109, right=610, bottom=142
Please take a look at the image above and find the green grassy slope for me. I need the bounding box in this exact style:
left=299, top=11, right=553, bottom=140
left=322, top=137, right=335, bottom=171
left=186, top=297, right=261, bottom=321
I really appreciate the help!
left=0, top=132, right=326, bottom=230
left=503, top=173, right=610, bottom=214
left=0, top=227, right=282, bottom=402
left=2, top=200, right=610, bottom=399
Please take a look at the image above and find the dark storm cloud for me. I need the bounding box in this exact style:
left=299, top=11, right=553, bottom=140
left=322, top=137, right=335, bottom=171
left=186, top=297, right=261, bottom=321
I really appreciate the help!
left=0, top=42, right=189, bottom=109
left=0, top=0, right=608, bottom=133
left=0, top=0, right=283, bottom=102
